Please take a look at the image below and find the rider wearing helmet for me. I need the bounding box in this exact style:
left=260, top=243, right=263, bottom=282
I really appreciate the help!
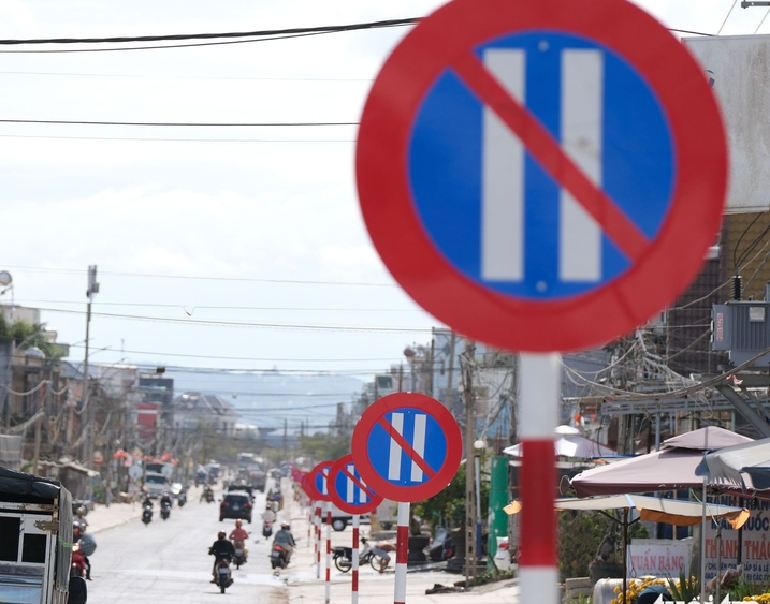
left=208, top=530, right=235, bottom=583
left=229, top=519, right=249, bottom=543
left=229, top=519, right=250, bottom=561
left=273, top=520, right=296, bottom=563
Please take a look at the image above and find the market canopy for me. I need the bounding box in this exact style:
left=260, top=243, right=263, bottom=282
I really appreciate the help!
left=571, top=426, right=752, bottom=498
left=504, top=425, right=616, bottom=458
left=554, top=494, right=749, bottom=528
left=696, top=438, right=770, bottom=490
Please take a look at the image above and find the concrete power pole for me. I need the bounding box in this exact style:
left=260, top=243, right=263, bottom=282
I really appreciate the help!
left=462, top=340, right=477, bottom=586
left=83, top=265, right=99, bottom=505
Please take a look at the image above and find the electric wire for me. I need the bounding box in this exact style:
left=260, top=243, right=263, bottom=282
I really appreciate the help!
left=717, top=0, right=739, bottom=35
left=33, top=306, right=433, bottom=334
left=0, top=118, right=357, bottom=127
left=754, top=7, right=770, bottom=32
left=0, top=265, right=397, bottom=287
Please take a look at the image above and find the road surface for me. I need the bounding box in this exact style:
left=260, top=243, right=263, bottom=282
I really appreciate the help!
left=86, top=486, right=287, bottom=604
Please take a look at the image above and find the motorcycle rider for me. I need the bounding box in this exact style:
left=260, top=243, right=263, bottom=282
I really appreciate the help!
left=74, top=506, right=88, bottom=532
left=273, top=520, right=296, bottom=564
left=229, top=520, right=250, bottom=561
left=208, top=530, right=235, bottom=583
left=72, top=521, right=92, bottom=580
left=160, top=491, right=172, bottom=515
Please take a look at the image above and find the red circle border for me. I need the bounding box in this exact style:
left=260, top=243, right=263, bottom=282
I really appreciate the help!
left=356, top=0, right=728, bottom=353
left=328, top=454, right=384, bottom=515
left=351, top=393, right=463, bottom=502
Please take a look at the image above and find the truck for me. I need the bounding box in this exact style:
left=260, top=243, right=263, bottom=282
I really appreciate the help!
left=235, top=454, right=266, bottom=492
left=143, top=461, right=173, bottom=498
left=0, top=466, right=87, bottom=604
left=143, top=472, right=168, bottom=499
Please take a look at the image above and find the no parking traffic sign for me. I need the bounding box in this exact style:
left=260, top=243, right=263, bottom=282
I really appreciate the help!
left=329, top=454, right=383, bottom=515
left=356, top=0, right=728, bottom=352
left=351, top=393, right=462, bottom=502
left=304, top=460, right=333, bottom=502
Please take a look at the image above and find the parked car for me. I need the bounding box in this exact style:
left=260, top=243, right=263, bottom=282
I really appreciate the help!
left=219, top=491, right=252, bottom=523
left=320, top=502, right=371, bottom=531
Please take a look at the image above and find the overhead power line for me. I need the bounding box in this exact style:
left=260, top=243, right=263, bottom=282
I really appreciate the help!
left=36, top=306, right=433, bottom=334
left=0, top=17, right=419, bottom=46
left=0, top=119, right=356, bottom=127
left=2, top=264, right=396, bottom=287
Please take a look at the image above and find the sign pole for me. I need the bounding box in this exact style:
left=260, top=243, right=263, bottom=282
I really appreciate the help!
left=519, top=353, right=559, bottom=604
left=316, top=503, right=321, bottom=579
left=325, top=501, right=332, bottom=603
left=394, top=501, right=409, bottom=604
left=352, top=514, right=360, bottom=604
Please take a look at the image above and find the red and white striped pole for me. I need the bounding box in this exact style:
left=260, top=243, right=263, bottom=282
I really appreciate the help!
left=307, top=505, right=312, bottom=547
left=325, top=501, right=332, bottom=603
left=316, top=502, right=322, bottom=579
left=394, top=501, right=409, bottom=604
left=352, top=514, right=360, bottom=604
left=519, top=353, right=559, bottom=604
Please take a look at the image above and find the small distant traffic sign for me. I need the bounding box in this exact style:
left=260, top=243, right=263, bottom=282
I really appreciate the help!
left=356, top=0, right=728, bottom=352
left=329, top=454, right=383, bottom=515
left=305, top=460, right=334, bottom=502
left=352, top=393, right=462, bottom=502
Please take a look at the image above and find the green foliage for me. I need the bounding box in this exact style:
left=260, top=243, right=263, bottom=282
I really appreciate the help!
left=558, top=512, right=649, bottom=580
left=472, top=568, right=516, bottom=586
left=298, top=432, right=351, bottom=461
left=412, top=459, right=490, bottom=531
left=665, top=570, right=699, bottom=602
left=0, top=317, right=56, bottom=358
left=727, top=576, right=770, bottom=600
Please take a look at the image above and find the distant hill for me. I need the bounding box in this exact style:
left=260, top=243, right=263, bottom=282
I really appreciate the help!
left=171, top=368, right=365, bottom=433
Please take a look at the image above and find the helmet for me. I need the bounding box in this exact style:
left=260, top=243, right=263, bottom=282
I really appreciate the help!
left=218, top=531, right=227, bottom=540
left=76, top=507, right=85, bottom=515
left=280, top=521, right=290, bottom=529
left=235, top=520, right=242, bottom=528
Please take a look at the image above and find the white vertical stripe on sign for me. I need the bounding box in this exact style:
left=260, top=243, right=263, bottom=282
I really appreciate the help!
left=322, top=468, right=329, bottom=496
left=359, top=477, right=367, bottom=503
left=410, top=414, right=427, bottom=482
left=346, top=464, right=355, bottom=503
left=560, top=49, right=603, bottom=282
left=388, top=413, right=404, bottom=480
left=482, top=48, right=526, bottom=282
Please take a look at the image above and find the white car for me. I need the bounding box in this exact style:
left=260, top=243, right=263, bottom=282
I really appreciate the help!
left=170, top=482, right=184, bottom=496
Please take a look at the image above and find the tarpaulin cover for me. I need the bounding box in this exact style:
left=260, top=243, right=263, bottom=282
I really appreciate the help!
left=0, top=466, right=61, bottom=501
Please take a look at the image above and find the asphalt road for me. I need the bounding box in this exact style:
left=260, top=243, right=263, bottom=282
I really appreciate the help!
left=86, top=487, right=288, bottom=604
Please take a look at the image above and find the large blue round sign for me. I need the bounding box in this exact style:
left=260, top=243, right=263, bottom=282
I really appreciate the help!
left=351, top=393, right=462, bottom=502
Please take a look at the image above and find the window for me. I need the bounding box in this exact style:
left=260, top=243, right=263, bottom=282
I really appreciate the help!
left=0, top=517, right=20, bottom=562
left=22, top=534, right=46, bottom=564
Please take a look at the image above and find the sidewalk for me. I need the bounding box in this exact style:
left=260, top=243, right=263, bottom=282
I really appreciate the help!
left=83, top=500, right=143, bottom=534
left=278, top=500, right=520, bottom=604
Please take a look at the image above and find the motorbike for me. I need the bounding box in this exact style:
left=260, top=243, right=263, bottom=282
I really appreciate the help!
left=209, top=551, right=233, bottom=593
left=177, top=492, right=187, bottom=507
left=142, top=503, right=153, bottom=525
left=160, top=501, right=171, bottom=520
left=333, top=537, right=388, bottom=573
left=270, top=544, right=288, bottom=570
left=201, top=488, right=215, bottom=503
left=428, top=527, right=455, bottom=562
left=71, top=542, right=87, bottom=578
left=232, top=540, right=247, bottom=569
left=262, top=520, right=273, bottom=538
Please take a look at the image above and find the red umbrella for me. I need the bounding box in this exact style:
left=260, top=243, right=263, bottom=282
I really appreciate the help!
left=113, top=450, right=129, bottom=460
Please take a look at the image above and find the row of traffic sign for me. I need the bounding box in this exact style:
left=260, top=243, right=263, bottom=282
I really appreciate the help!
left=295, top=393, right=463, bottom=510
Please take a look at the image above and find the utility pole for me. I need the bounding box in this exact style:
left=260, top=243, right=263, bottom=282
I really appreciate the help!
left=445, top=331, right=456, bottom=409
left=83, top=265, right=99, bottom=505
left=462, top=340, right=477, bottom=586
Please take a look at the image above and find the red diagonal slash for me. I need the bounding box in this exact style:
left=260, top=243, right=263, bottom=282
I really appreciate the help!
left=377, top=416, right=436, bottom=478
left=341, top=466, right=377, bottom=500
left=451, top=51, right=651, bottom=264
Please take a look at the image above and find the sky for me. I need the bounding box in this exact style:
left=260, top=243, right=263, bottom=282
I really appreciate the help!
left=0, top=0, right=765, bottom=389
